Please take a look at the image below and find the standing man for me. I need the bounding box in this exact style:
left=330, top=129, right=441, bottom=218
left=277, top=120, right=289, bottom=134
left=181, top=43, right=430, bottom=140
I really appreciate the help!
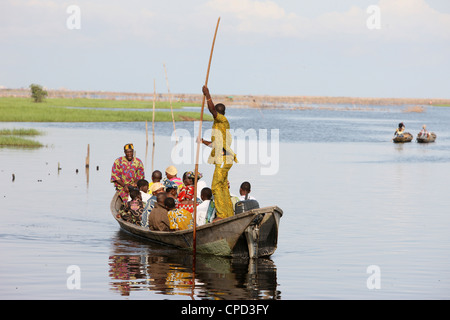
left=200, top=85, right=237, bottom=219
left=111, top=143, right=145, bottom=204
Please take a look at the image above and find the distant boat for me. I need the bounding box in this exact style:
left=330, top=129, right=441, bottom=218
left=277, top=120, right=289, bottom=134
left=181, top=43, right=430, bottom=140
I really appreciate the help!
left=110, top=192, right=283, bottom=258
left=417, top=132, right=436, bottom=143
left=393, top=132, right=413, bottom=143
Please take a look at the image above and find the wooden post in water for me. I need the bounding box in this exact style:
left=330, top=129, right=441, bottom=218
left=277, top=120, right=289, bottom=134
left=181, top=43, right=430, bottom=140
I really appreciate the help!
left=85, top=144, right=90, bottom=168
left=163, top=63, right=178, bottom=144
left=193, top=17, right=221, bottom=260
left=152, top=79, right=156, bottom=173
left=85, top=144, right=90, bottom=188
left=145, top=120, right=149, bottom=169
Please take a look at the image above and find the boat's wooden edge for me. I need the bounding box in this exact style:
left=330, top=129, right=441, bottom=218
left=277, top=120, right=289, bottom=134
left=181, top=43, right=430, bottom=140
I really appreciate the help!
left=416, top=132, right=436, bottom=143
left=110, top=192, right=283, bottom=236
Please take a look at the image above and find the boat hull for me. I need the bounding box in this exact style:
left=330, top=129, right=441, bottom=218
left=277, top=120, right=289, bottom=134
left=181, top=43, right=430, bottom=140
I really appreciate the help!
left=393, top=132, right=413, bottom=143
left=110, top=193, right=282, bottom=258
left=417, top=132, right=436, bottom=143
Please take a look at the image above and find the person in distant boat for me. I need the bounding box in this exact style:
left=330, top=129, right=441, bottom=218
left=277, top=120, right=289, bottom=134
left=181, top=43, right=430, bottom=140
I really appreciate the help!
left=165, top=165, right=183, bottom=190
left=148, top=192, right=170, bottom=231
left=165, top=197, right=194, bottom=231
left=394, top=122, right=405, bottom=137
left=418, top=125, right=430, bottom=138
left=148, top=170, right=162, bottom=192
left=200, top=85, right=237, bottom=219
left=239, top=181, right=257, bottom=201
left=111, top=143, right=145, bottom=204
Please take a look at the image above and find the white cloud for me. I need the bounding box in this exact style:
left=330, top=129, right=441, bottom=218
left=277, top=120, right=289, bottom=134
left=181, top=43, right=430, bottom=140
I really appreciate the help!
left=205, top=0, right=450, bottom=41
left=378, top=0, right=450, bottom=41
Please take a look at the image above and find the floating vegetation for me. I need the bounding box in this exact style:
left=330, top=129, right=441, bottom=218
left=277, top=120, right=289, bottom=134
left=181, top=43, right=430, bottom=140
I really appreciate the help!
left=403, top=105, right=425, bottom=113
left=0, top=128, right=44, bottom=147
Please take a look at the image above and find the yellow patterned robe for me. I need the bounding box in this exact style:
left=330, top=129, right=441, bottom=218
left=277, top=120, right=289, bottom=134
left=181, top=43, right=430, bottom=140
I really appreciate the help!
left=208, top=113, right=237, bottom=219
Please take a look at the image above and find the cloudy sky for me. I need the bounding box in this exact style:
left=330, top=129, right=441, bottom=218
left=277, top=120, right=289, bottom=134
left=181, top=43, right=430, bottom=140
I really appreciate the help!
left=1, top=0, right=449, bottom=98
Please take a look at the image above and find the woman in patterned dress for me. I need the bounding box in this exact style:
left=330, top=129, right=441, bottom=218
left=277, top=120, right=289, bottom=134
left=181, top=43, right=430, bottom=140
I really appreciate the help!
left=110, top=143, right=145, bottom=204
left=176, top=171, right=202, bottom=213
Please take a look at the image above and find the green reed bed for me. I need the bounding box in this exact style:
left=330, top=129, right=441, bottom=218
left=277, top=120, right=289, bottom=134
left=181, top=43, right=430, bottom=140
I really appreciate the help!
left=0, top=97, right=211, bottom=122
left=0, top=128, right=44, bottom=147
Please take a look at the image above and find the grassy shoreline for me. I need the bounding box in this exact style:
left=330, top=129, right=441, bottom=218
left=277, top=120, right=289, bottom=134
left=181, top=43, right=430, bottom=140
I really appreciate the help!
left=2, top=88, right=450, bottom=106
left=0, top=97, right=211, bottom=122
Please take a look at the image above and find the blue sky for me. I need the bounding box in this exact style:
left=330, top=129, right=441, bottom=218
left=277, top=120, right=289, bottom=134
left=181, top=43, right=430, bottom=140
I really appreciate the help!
left=1, top=0, right=449, bottom=98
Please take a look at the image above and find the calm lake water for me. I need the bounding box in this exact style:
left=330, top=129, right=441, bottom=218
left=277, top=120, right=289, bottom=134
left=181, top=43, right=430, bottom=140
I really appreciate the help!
left=1, top=103, right=450, bottom=300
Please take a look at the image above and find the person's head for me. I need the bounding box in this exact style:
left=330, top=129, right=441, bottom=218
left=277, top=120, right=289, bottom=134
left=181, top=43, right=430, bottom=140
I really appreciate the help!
left=215, top=103, right=226, bottom=115
left=422, top=124, right=427, bottom=129
left=129, top=189, right=141, bottom=201
left=150, top=182, right=165, bottom=195
left=239, top=181, right=251, bottom=196
left=123, top=143, right=134, bottom=161
left=183, top=172, right=194, bottom=186
left=137, top=179, right=149, bottom=193
left=164, top=197, right=176, bottom=210
left=183, top=171, right=202, bottom=186
left=151, top=170, right=162, bottom=182
left=156, top=192, right=167, bottom=205
left=164, top=180, right=178, bottom=198
left=165, top=165, right=178, bottom=179
left=201, top=187, right=212, bottom=201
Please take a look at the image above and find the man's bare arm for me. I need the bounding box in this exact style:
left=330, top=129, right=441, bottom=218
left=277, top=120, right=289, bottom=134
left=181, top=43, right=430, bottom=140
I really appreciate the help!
left=202, top=85, right=217, bottom=118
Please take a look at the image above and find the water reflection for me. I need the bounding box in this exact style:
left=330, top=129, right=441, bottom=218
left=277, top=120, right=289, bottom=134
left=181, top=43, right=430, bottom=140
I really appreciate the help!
left=108, top=230, right=280, bottom=299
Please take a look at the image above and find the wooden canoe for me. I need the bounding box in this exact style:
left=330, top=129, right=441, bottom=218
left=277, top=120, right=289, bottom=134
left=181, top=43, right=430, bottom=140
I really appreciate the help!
left=417, top=132, right=436, bottom=143
left=110, top=192, right=283, bottom=258
left=393, top=132, right=413, bottom=143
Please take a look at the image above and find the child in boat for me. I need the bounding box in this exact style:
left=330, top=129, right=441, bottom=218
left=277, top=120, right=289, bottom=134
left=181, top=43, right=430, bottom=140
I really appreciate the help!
left=123, top=189, right=144, bottom=225
left=137, top=179, right=151, bottom=203
left=165, top=197, right=193, bottom=231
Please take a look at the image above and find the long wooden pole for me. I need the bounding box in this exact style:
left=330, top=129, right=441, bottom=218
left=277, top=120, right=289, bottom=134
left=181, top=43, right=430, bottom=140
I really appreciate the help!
left=193, top=17, right=221, bottom=258
left=152, top=79, right=156, bottom=172
left=145, top=120, right=148, bottom=168
left=163, top=63, right=178, bottom=144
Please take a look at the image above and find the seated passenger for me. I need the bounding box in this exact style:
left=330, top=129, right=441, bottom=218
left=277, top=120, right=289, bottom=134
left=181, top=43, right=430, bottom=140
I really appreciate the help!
left=148, top=170, right=162, bottom=192
left=177, top=171, right=202, bottom=214
left=124, top=189, right=144, bottom=225
left=137, top=179, right=151, bottom=203
left=419, top=125, right=430, bottom=138
left=163, top=179, right=179, bottom=206
left=239, top=181, right=257, bottom=201
left=165, top=197, right=194, bottom=231
left=394, top=122, right=405, bottom=137
left=165, top=165, right=183, bottom=190
left=141, top=182, right=165, bottom=228
left=148, top=192, right=170, bottom=231
left=196, top=187, right=212, bottom=226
